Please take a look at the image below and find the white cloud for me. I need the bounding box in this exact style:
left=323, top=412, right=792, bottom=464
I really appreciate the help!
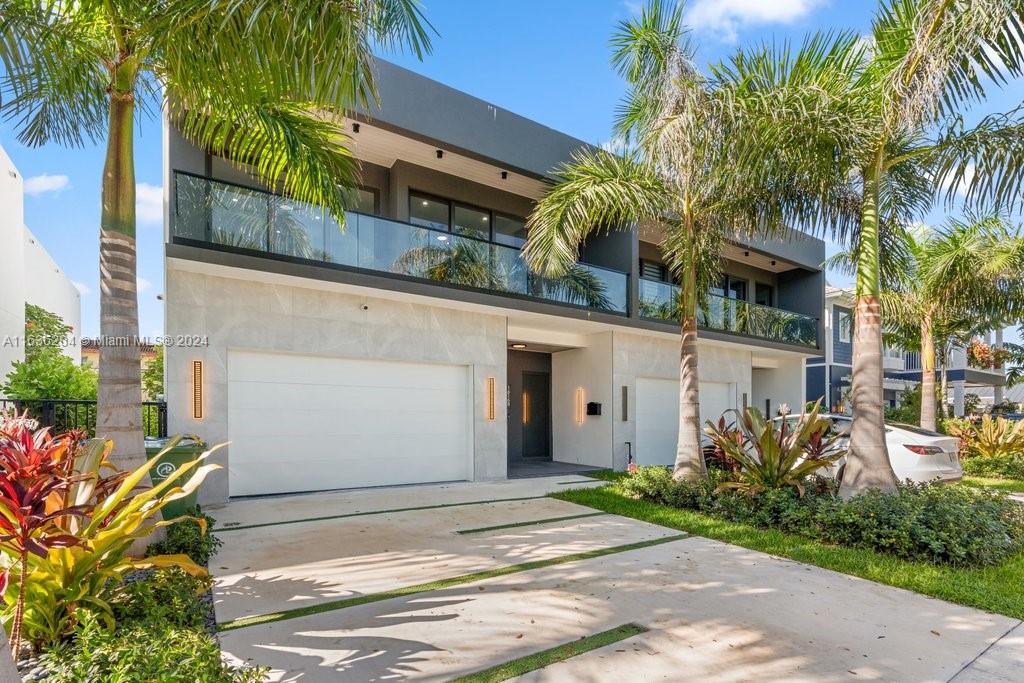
left=621, top=0, right=643, bottom=16
left=24, top=174, right=70, bottom=197
left=601, top=136, right=629, bottom=155
left=72, top=281, right=91, bottom=297
left=686, top=0, right=823, bottom=43
left=135, top=182, right=163, bottom=225
left=137, top=276, right=152, bottom=294
left=940, top=162, right=975, bottom=199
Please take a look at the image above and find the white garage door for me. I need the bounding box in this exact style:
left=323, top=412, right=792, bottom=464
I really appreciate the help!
left=227, top=350, right=472, bottom=496
left=635, top=378, right=736, bottom=467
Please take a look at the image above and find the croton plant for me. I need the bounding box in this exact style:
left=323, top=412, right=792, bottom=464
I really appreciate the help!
left=0, top=412, right=219, bottom=658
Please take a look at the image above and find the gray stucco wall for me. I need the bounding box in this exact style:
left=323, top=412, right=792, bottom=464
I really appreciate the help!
left=359, top=59, right=593, bottom=180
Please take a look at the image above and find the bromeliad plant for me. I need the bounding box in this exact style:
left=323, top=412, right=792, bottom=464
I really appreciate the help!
left=704, top=400, right=845, bottom=496
left=0, top=413, right=220, bottom=655
left=972, top=416, right=1024, bottom=460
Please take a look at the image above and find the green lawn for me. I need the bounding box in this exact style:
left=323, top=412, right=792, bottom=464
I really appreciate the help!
left=553, top=485, right=1024, bottom=620
left=962, top=476, right=1024, bottom=494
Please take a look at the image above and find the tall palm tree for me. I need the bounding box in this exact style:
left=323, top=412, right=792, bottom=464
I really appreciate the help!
left=831, top=216, right=1024, bottom=431
left=523, top=1, right=850, bottom=480
left=725, top=0, right=1024, bottom=495
left=0, top=0, right=432, bottom=472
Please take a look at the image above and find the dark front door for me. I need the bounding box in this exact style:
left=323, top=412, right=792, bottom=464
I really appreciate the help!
left=521, top=371, right=551, bottom=460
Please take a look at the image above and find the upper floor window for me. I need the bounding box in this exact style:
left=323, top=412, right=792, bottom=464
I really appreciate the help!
left=355, top=187, right=377, bottom=214
left=494, top=213, right=528, bottom=247
left=452, top=202, right=490, bottom=240
left=837, top=309, right=852, bottom=343
left=408, top=190, right=528, bottom=247
left=410, top=192, right=449, bottom=231
left=641, top=260, right=666, bottom=281
left=755, top=283, right=774, bottom=307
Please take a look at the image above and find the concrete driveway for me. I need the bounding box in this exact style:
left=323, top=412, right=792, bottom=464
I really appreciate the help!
left=210, top=477, right=1023, bottom=681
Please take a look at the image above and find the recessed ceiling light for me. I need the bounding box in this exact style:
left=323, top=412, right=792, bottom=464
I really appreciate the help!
left=482, top=216, right=489, bottom=221
left=436, top=149, right=444, bottom=159
left=511, top=343, right=527, bottom=349
left=421, top=200, right=429, bottom=206
left=771, top=260, right=777, bottom=266
left=437, top=234, right=449, bottom=242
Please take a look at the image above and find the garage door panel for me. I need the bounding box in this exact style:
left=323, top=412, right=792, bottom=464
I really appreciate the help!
left=227, top=351, right=472, bottom=496
left=635, top=378, right=736, bottom=467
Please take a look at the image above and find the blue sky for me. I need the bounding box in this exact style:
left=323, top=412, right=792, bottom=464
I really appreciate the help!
left=2, top=0, right=1021, bottom=339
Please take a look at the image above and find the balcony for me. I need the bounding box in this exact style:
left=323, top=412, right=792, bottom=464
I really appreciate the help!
left=639, top=278, right=818, bottom=348
left=171, top=172, right=628, bottom=314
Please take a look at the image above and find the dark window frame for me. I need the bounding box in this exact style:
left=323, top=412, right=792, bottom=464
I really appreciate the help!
left=754, top=281, right=774, bottom=307
left=356, top=185, right=379, bottom=215
left=408, top=188, right=528, bottom=246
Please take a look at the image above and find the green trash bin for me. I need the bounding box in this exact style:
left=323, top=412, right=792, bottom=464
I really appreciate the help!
left=145, top=435, right=206, bottom=520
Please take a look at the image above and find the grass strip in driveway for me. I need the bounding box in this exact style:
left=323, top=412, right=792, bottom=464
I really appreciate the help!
left=450, top=623, right=648, bottom=683
left=962, top=476, right=1024, bottom=494
left=217, top=533, right=689, bottom=632
left=553, top=485, right=1024, bottom=620
left=215, top=495, right=549, bottom=533
left=456, top=511, right=606, bottom=534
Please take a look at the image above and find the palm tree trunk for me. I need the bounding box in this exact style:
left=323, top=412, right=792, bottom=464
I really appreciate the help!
left=96, top=72, right=146, bottom=477
left=841, top=165, right=898, bottom=497
left=919, top=313, right=937, bottom=431
left=674, top=246, right=707, bottom=482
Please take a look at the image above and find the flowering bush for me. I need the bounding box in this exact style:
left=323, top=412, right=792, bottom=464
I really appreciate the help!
left=967, top=338, right=1011, bottom=369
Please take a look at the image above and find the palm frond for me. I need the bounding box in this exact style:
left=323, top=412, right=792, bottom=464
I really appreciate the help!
left=523, top=149, right=668, bottom=276
left=929, top=106, right=1024, bottom=211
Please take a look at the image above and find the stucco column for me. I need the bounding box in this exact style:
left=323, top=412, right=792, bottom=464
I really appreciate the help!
left=953, top=380, right=966, bottom=417
left=994, top=328, right=1005, bottom=406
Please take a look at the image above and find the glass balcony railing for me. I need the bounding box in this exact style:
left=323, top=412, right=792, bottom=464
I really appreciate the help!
left=172, top=172, right=628, bottom=314
left=638, top=278, right=818, bottom=348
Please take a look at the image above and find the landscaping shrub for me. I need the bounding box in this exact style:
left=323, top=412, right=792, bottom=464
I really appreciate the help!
left=110, top=569, right=212, bottom=631
left=147, top=505, right=223, bottom=566
left=971, top=415, right=1024, bottom=458
left=703, top=400, right=843, bottom=496
left=620, top=466, right=1024, bottom=566
left=962, top=454, right=1024, bottom=480
left=38, top=615, right=266, bottom=683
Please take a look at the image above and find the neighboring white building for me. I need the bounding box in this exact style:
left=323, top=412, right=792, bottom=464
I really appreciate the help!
left=0, top=144, right=82, bottom=396
left=806, top=285, right=1005, bottom=416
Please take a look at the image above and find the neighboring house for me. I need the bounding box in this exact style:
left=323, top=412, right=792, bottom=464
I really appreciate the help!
left=163, top=59, right=826, bottom=503
left=0, top=144, right=82, bottom=395
left=80, top=338, right=157, bottom=372
left=806, top=286, right=1005, bottom=416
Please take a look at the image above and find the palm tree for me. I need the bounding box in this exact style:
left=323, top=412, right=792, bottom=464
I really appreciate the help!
left=0, top=0, right=432, bottom=472
left=523, top=1, right=849, bottom=480
left=831, top=216, right=1024, bottom=431
left=726, top=1, right=1024, bottom=495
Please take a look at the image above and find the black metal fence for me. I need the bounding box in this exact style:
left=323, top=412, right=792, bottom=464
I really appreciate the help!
left=0, top=399, right=167, bottom=438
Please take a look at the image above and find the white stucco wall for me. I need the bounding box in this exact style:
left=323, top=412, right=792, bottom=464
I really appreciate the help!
left=752, top=356, right=806, bottom=417
left=612, top=331, right=753, bottom=471
left=551, top=331, right=614, bottom=468
left=0, top=147, right=26, bottom=392
left=165, top=266, right=508, bottom=503
left=23, top=227, right=81, bottom=364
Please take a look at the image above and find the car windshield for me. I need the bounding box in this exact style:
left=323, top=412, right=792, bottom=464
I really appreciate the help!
left=891, top=423, right=944, bottom=437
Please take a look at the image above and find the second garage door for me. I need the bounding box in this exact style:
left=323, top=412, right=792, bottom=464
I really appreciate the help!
left=227, top=351, right=472, bottom=496
left=635, top=378, right=736, bottom=467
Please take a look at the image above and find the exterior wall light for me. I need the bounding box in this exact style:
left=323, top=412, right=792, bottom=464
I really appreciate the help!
left=192, top=360, right=204, bottom=419
left=486, top=376, right=496, bottom=421
left=575, top=387, right=585, bottom=425
left=522, top=391, right=530, bottom=425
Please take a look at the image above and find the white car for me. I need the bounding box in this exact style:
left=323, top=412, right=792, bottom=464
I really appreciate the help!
left=809, top=414, right=963, bottom=484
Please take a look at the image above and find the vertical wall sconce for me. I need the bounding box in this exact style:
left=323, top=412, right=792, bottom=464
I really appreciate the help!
left=575, top=387, right=585, bottom=425
left=522, top=392, right=530, bottom=425
left=486, top=376, right=496, bottom=421
left=192, top=360, right=204, bottom=419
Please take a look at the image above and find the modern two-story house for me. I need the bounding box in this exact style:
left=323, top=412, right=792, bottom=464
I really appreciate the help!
left=163, top=60, right=825, bottom=503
